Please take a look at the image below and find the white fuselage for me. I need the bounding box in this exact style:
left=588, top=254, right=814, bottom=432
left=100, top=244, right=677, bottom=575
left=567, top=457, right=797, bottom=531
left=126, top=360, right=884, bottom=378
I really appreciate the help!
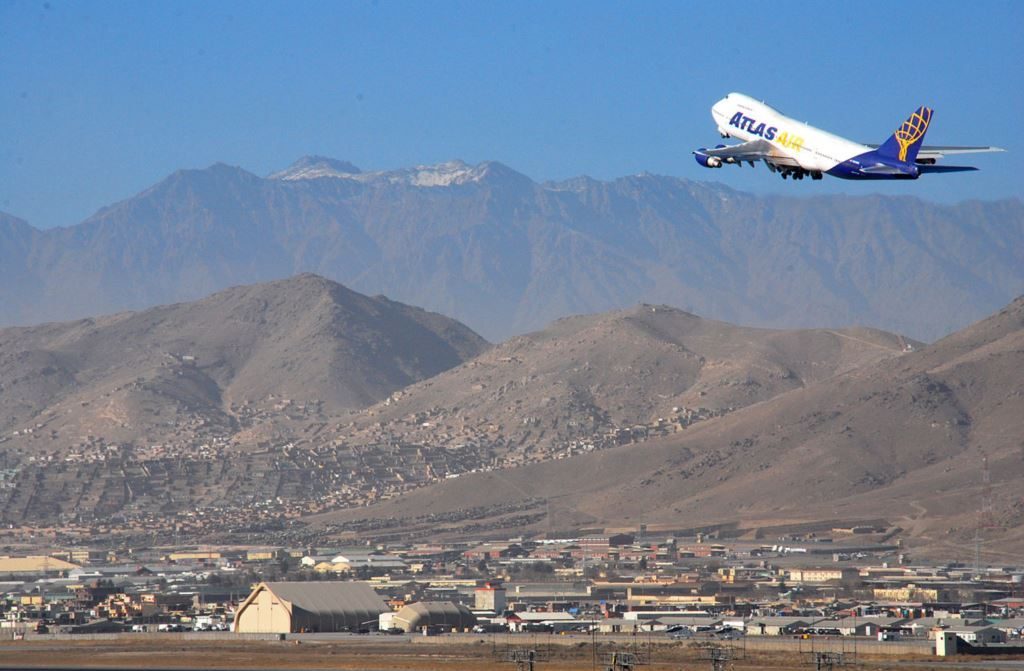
left=711, top=93, right=868, bottom=171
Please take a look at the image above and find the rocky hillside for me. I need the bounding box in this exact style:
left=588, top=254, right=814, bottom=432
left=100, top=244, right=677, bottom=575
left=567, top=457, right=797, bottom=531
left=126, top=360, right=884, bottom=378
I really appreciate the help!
left=337, top=304, right=914, bottom=464
left=0, top=274, right=488, bottom=458
left=311, top=297, right=1024, bottom=560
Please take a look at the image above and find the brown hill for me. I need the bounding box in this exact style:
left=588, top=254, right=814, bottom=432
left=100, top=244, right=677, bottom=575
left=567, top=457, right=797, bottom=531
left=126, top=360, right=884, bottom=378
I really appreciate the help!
left=310, top=297, right=1024, bottom=560
left=0, top=274, right=488, bottom=458
left=336, top=304, right=914, bottom=464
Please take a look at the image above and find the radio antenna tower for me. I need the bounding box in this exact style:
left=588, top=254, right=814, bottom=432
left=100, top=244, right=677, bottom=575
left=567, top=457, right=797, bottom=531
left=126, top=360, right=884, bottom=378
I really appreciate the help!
left=974, top=453, right=995, bottom=578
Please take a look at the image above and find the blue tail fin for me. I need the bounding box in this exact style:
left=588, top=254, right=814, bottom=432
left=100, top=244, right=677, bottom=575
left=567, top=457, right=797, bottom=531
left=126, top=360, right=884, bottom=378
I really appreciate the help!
left=876, top=106, right=933, bottom=163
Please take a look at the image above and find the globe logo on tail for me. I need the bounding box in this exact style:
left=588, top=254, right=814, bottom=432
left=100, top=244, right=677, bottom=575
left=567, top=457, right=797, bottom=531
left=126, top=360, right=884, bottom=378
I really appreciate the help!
left=895, top=107, right=932, bottom=162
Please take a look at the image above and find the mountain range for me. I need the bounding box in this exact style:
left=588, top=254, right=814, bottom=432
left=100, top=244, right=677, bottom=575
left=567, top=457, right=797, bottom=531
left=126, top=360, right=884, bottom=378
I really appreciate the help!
left=2, top=157, right=1023, bottom=341
left=3, top=156, right=1023, bottom=556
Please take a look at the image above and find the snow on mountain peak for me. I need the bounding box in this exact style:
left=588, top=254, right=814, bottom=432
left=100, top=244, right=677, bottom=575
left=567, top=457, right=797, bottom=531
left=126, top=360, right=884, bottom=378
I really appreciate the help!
left=269, top=156, right=362, bottom=181
left=394, top=160, right=532, bottom=187
left=270, top=157, right=528, bottom=187
left=405, top=160, right=478, bottom=186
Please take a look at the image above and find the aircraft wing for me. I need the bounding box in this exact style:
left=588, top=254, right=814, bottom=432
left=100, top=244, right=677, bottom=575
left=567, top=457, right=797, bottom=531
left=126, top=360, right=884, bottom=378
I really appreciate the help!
left=701, top=139, right=780, bottom=161
left=699, top=140, right=799, bottom=168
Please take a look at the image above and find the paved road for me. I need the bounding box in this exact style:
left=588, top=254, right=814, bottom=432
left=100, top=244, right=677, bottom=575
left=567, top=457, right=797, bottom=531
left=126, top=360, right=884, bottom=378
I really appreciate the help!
left=881, top=662, right=1024, bottom=670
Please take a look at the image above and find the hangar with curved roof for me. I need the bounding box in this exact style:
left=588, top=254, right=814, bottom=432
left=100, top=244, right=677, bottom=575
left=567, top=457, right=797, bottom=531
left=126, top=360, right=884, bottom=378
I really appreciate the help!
left=234, top=581, right=388, bottom=633
left=392, top=601, right=477, bottom=633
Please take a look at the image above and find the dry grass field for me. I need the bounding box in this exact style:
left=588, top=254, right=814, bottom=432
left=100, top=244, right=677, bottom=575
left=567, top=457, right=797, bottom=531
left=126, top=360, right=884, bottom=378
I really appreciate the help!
left=0, top=637, right=1007, bottom=671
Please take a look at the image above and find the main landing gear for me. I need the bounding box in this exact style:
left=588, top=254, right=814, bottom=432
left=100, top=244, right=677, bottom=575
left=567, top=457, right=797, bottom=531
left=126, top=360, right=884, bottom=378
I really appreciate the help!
left=766, top=164, right=823, bottom=181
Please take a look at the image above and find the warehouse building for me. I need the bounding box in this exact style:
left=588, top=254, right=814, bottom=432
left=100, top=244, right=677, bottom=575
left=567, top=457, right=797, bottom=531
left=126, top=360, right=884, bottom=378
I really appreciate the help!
left=0, top=555, right=79, bottom=576
left=391, top=601, right=477, bottom=633
left=233, top=581, right=388, bottom=633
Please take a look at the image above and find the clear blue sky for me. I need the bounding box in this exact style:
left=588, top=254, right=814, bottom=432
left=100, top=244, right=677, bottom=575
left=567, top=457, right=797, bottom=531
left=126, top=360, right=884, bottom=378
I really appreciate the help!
left=2, top=0, right=1021, bottom=229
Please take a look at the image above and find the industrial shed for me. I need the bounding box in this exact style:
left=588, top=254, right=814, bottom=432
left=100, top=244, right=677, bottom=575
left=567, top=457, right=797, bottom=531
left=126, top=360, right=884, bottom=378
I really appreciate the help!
left=392, top=601, right=477, bottom=633
left=234, top=581, right=388, bottom=633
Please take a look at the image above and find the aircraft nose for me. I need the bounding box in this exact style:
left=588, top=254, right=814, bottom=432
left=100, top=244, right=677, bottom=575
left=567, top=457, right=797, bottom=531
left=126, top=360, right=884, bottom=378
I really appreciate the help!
left=711, top=98, right=728, bottom=119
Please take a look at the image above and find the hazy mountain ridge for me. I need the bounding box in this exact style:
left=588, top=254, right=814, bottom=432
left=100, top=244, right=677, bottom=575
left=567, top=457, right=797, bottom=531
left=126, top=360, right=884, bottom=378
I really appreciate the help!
left=0, top=213, right=43, bottom=318
left=2, top=159, right=1023, bottom=341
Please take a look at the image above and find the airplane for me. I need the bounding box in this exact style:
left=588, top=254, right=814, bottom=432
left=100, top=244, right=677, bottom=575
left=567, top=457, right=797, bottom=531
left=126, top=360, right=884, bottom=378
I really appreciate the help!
left=694, top=93, right=1004, bottom=180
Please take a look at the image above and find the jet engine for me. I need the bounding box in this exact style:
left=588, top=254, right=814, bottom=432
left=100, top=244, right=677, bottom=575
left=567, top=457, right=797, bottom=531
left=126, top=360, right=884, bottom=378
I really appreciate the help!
left=693, top=151, right=722, bottom=168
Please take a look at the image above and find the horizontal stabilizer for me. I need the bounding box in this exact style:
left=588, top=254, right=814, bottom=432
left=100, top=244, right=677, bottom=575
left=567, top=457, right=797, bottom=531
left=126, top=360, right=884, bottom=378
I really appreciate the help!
left=865, top=144, right=1005, bottom=156
left=860, top=164, right=909, bottom=175
left=917, top=164, right=979, bottom=173
left=916, top=145, right=1005, bottom=154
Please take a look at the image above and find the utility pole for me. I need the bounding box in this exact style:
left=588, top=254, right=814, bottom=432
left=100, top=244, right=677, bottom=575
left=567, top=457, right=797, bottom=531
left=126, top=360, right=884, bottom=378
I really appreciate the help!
left=605, top=633, right=652, bottom=671
left=499, top=640, right=549, bottom=671
left=808, top=651, right=845, bottom=671
left=604, top=650, right=646, bottom=671
left=699, top=646, right=732, bottom=671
